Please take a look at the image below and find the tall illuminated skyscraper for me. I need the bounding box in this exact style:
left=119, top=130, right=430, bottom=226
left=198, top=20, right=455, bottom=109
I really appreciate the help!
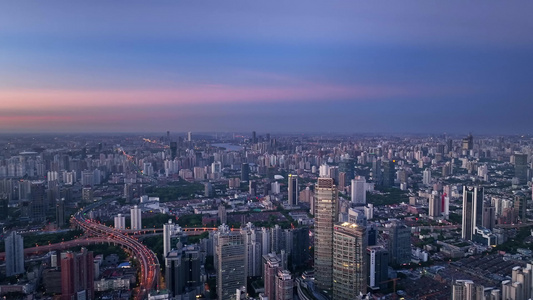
left=332, top=222, right=367, bottom=300
left=462, top=186, right=484, bottom=240
left=314, top=177, right=338, bottom=291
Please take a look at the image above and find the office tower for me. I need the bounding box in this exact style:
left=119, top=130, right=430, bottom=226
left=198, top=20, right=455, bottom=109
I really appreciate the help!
left=339, top=158, right=355, bottom=187
left=166, top=244, right=202, bottom=298
left=290, top=226, right=310, bottom=270
left=61, top=248, right=94, bottom=300
left=429, top=191, right=441, bottom=219
left=314, top=178, right=338, bottom=291
left=514, top=192, right=527, bottom=222
left=462, top=186, right=484, bottom=240
left=482, top=206, right=495, bottom=230
left=114, top=214, right=126, bottom=230
left=388, top=221, right=411, bottom=265
left=423, top=168, right=432, bottom=186
left=367, top=246, right=389, bottom=291
left=170, top=142, right=178, bottom=160
left=215, top=225, right=246, bottom=300
left=241, top=163, right=250, bottom=182
left=514, top=153, right=528, bottom=184
left=130, top=205, right=142, bottom=231
left=332, top=222, right=367, bottom=300
left=5, top=231, right=24, bottom=276
left=271, top=181, right=281, bottom=194
left=187, top=131, right=192, bottom=142
left=56, top=198, right=66, bottom=227
left=462, top=134, right=474, bottom=151
left=218, top=205, right=227, bottom=225
left=351, top=176, right=367, bottom=205
left=276, top=270, right=294, bottom=300
left=252, top=131, right=257, bottom=144
left=30, top=181, right=46, bottom=221
left=163, top=220, right=185, bottom=257
left=382, top=160, right=395, bottom=187
left=263, top=253, right=282, bottom=300
left=452, top=280, right=484, bottom=300
left=288, top=174, right=298, bottom=207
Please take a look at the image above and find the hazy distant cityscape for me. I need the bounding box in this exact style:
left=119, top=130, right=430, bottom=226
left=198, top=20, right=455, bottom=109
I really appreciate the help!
left=0, top=132, right=532, bottom=300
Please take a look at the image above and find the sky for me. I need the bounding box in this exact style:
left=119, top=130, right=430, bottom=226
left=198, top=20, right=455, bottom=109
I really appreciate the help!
left=1, top=1, right=532, bottom=134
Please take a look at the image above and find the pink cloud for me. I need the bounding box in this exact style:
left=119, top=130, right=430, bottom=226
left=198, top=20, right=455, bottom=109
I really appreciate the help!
left=0, top=83, right=466, bottom=112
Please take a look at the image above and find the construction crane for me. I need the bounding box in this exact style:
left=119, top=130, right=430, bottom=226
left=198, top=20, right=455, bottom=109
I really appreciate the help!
left=420, top=290, right=444, bottom=299
left=379, top=278, right=399, bottom=299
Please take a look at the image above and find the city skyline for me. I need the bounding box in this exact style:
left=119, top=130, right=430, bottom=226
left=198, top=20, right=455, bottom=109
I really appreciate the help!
left=1, top=2, right=532, bottom=134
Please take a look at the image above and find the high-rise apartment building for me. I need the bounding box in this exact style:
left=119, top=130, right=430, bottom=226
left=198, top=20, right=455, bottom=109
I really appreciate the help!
left=215, top=225, right=246, bottom=300
left=130, top=205, right=142, bottom=231
left=5, top=231, right=24, bottom=276
left=288, top=174, right=299, bottom=207
left=114, top=214, right=126, bottom=230
left=462, top=186, right=484, bottom=240
left=514, top=192, right=527, bottom=222
left=332, top=222, right=367, bottom=300
left=263, top=253, right=282, bottom=300
left=275, top=270, right=294, bottom=300
left=452, top=280, right=484, bottom=300
left=61, top=248, right=94, bottom=300
left=351, top=176, right=366, bottom=205
left=314, top=178, right=338, bottom=291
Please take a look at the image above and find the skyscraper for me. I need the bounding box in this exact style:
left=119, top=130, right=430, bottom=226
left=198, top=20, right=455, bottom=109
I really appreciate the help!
left=5, top=231, right=24, bottom=277
left=61, top=248, right=94, bottom=300
left=163, top=220, right=185, bottom=258
left=215, top=225, right=246, bottom=300
left=187, top=131, right=192, bottom=142
left=462, top=186, right=484, bottom=240
left=166, top=244, right=202, bottom=298
left=351, top=176, right=366, bottom=205
left=332, top=222, right=367, bottom=300
left=314, top=177, right=338, bottom=291
left=382, top=160, right=395, bottom=187
left=388, top=221, right=411, bottom=265
left=288, top=174, right=299, bottom=207
left=514, top=153, right=528, bottom=184
left=241, top=163, right=250, bottom=182
left=130, top=205, right=142, bottom=231
left=422, top=168, right=432, bottom=186
left=367, top=246, right=389, bottom=291
left=30, top=181, right=46, bottom=221
left=429, top=191, right=441, bottom=219
left=514, top=192, right=527, bottom=222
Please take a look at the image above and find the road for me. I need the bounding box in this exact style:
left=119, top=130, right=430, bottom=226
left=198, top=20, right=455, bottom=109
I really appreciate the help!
left=72, top=202, right=160, bottom=300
